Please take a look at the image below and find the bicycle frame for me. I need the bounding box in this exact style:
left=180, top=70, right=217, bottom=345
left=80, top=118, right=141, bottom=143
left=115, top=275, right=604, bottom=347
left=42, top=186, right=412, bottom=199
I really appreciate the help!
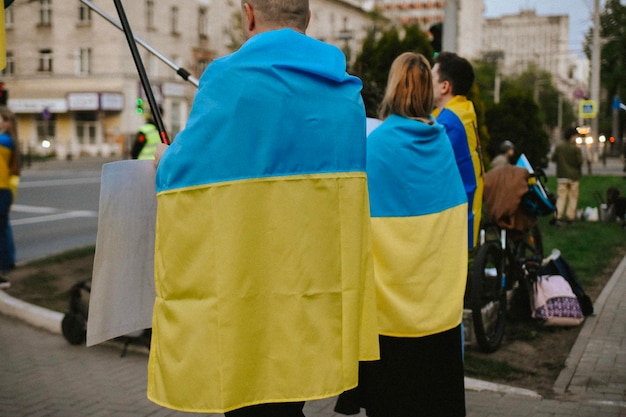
left=469, top=220, right=544, bottom=353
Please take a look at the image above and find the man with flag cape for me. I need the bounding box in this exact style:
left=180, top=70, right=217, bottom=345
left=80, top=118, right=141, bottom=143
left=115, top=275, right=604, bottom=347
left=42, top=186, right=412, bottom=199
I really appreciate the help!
left=147, top=1, right=379, bottom=414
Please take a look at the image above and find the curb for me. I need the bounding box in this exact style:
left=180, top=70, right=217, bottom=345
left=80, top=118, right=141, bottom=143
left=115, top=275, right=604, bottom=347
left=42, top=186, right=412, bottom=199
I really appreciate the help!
left=0, top=289, right=63, bottom=334
left=464, top=377, right=541, bottom=398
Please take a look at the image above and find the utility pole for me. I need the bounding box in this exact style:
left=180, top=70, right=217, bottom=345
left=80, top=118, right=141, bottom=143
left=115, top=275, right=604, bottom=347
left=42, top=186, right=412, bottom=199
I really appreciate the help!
left=590, top=0, right=601, bottom=147
left=443, top=0, right=459, bottom=53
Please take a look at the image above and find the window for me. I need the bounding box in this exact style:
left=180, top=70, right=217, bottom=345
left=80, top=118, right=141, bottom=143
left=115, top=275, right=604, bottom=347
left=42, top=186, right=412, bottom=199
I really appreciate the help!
left=5, top=6, right=14, bottom=29
left=198, top=7, right=208, bottom=39
left=75, top=112, right=98, bottom=145
left=2, top=52, right=14, bottom=76
left=39, top=0, right=52, bottom=26
left=147, top=53, right=158, bottom=78
left=171, top=6, right=179, bottom=35
left=38, top=49, right=53, bottom=73
left=146, top=0, right=155, bottom=30
left=169, top=101, right=182, bottom=137
left=78, top=3, right=91, bottom=24
left=76, top=48, right=91, bottom=75
left=197, top=58, right=210, bottom=76
left=35, top=113, right=56, bottom=143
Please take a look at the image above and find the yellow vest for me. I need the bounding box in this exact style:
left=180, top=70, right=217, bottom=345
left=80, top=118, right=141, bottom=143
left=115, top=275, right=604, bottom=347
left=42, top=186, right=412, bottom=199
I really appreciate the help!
left=137, top=123, right=160, bottom=160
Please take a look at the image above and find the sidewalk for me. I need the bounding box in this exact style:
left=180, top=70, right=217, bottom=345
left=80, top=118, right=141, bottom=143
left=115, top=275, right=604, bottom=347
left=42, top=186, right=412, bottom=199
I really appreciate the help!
left=1, top=252, right=625, bottom=416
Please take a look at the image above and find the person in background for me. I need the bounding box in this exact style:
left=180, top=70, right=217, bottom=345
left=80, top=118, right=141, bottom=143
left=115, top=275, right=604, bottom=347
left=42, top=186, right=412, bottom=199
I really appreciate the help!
left=0, top=107, right=20, bottom=289
left=432, top=51, right=484, bottom=250
left=336, top=52, right=468, bottom=417
left=149, top=1, right=379, bottom=416
left=130, top=106, right=162, bottom=160
left=551, top=127, right=583, bottom=225
left=490, top=140, right=515, bottom=169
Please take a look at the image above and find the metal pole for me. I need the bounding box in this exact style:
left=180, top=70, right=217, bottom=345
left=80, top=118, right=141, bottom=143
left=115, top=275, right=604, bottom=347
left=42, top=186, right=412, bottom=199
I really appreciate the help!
left=80, top=0, right=199, bottom=88
left=442, top=0, right=459, bottom=53
left=113, top=0, right=169, bottom=144
left=590, top=0, right=601, bottom=152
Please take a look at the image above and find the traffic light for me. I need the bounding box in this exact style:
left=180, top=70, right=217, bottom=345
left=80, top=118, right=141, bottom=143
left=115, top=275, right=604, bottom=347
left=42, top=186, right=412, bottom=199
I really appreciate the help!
left=136, top=98, right=144, bottom=114
left=0, top=83, right=8, bottom=106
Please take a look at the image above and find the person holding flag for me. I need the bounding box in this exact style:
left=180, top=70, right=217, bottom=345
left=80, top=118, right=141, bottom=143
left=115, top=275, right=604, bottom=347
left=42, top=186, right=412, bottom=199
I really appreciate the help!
left=148, top=1, right=379, bottom=415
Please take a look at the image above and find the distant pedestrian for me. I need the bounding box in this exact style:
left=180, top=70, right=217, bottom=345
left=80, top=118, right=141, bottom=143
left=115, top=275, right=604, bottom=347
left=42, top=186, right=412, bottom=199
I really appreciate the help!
left=0, top=107, right=20, bottom=289
left=551, top=127, right=583, bottom=224
left=130, top=106, right=162, bottom=160
left=490, top=140, right=515, bottom=170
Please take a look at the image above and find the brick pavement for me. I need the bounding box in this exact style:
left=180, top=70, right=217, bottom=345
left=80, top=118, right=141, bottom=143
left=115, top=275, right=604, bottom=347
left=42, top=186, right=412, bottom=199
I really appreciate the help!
left=2, top=252, right=626, bottom=416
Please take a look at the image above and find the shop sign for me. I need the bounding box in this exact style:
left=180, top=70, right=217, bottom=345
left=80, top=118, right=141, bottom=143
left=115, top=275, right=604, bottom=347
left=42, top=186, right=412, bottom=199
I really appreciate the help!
left=100, top=93, right=124, bottom=111
left=9, top=98, right=67, bottom=113
left=68, top=92, right=100, bottom=111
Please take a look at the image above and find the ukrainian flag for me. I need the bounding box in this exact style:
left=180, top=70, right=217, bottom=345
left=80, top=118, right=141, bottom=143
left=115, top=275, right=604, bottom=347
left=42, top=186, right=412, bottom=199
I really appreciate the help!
left=367, top=115, right=468, bottom=337
left=147, top=29, right=379, bottom=413
left=434, top=96, right=484, bottom=249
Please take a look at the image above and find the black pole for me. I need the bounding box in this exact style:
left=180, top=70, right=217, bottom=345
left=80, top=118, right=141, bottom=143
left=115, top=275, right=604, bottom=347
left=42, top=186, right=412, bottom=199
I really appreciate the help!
left=113, top=0, right=169, bottom=144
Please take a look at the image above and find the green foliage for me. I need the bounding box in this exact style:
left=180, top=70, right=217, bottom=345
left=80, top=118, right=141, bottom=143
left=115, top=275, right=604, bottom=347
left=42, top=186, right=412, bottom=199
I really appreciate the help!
left=541, top=175, right=626, bottom=287
left=473, top=60, right=576, bottom=166
left=485, top=92, right=550, bottom=168
left=351, top=24, right=434, bottom=117
left=28, top=246, right=96, bottom=267
left=467, top=83, right=490, bottom=162
left=472, top=59, right=498, bottom=107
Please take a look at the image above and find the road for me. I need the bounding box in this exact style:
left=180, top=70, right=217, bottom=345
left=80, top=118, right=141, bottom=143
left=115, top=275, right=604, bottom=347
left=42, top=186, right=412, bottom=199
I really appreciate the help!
left=8, top=154, right=625, bottom=265
left=10, top=158, right=108, bottom=263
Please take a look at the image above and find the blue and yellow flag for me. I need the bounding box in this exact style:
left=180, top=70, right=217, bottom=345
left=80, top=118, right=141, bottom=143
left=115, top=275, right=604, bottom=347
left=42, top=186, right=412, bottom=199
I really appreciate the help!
left=367, top=114, right=468, bottom=337
left=148, top=29, right=379, bottom=413
left=434, top=95, right=484, bottom=249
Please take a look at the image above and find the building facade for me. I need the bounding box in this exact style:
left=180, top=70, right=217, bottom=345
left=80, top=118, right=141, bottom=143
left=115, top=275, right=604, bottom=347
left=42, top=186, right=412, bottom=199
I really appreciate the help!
left=367, top=0, right=483, bottom=60
left=483, top=10, right=582, bottom=93
left=2, top=0, right=374, bottom=159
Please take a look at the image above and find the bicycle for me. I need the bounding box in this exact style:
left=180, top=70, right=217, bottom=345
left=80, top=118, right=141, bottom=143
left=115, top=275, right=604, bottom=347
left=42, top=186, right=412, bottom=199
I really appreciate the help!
left=469, top=219, right=544, bottom=352
left=467, top=158, right=556, bottom=353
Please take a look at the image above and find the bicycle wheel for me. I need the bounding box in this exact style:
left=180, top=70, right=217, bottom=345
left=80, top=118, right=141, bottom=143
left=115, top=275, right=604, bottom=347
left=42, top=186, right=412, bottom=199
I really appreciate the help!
left=516, top=225, right=544, bottom=264
left=511, top=225, right=545, bottom=319
left=471, top=241, right=507, bottom=353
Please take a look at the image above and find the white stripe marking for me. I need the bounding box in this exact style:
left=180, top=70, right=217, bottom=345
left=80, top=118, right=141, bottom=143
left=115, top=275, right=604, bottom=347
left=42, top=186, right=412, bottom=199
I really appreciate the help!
left=10, top=204, right=97, bottom=226
left=18, top=177, right=101, bottom=188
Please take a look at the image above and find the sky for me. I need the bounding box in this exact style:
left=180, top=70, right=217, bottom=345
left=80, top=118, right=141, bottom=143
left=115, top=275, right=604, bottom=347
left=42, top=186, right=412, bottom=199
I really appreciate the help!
left=483, top=0, right=597, bottom=57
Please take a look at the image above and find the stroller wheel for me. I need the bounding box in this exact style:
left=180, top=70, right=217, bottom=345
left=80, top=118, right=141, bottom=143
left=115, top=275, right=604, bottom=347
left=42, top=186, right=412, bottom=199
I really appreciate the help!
left=61, top=311, right=87, bottom=345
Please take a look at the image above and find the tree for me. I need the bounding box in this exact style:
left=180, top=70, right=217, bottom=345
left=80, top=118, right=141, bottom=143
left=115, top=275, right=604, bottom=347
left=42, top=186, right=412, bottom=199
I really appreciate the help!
left=485, top=91, right=550, bottom=168
left=516, top=68, right=575, bottom=131
left=475, top=59, right=576, bottom=164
